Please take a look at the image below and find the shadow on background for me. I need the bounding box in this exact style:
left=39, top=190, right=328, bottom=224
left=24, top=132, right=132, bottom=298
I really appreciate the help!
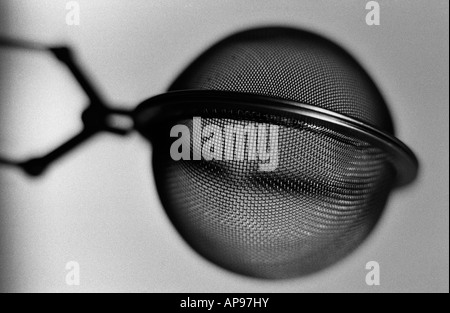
left=0, top=1, right=10, bottom=292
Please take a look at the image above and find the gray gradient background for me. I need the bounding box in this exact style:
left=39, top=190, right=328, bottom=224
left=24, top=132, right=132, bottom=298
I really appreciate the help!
left=0, top=0, right=448, bottom=293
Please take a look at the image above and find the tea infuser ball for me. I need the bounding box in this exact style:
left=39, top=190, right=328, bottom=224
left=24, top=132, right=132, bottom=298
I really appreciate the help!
left=134, top=27, right=418, bottom=279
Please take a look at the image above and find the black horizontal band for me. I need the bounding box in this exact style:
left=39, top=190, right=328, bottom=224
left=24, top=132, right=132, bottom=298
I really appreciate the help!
left=134, top=90, right=419, bottom=188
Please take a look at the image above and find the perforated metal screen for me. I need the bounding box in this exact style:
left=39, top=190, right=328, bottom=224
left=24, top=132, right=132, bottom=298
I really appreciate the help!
left=148, top=28, right=403, bottom=278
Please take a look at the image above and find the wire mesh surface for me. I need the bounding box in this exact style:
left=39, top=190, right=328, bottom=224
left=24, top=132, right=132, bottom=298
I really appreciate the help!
left=153, top=27, right=398, bottom=278
left=153, top=112, right=395, bottom=278
left=170, top=27, right=394, bottom=134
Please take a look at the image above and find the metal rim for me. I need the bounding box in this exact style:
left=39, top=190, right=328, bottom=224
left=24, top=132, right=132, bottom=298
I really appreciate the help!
left=134, top=90, right=419, bottom=188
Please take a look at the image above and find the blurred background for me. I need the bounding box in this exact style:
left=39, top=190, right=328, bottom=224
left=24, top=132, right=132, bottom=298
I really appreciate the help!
left=0, top=0, right=448, bottom=292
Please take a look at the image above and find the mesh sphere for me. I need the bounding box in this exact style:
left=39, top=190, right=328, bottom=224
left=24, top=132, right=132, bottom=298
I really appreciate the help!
left=152, top=27, right=398, bottom=278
